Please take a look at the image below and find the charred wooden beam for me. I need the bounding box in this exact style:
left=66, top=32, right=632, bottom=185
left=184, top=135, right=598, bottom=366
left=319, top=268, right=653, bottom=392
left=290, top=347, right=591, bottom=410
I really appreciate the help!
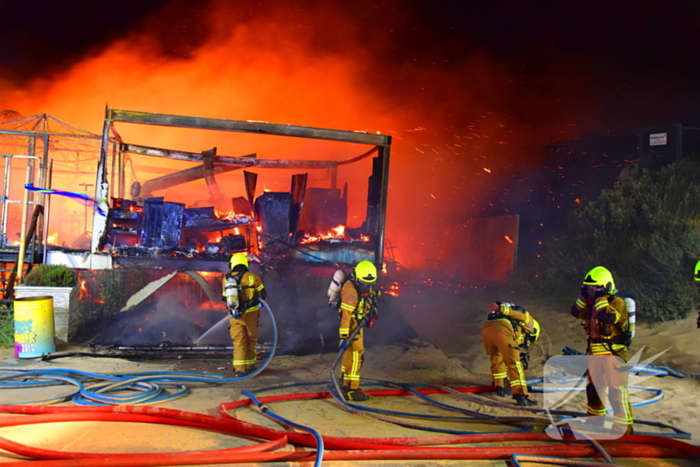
left=123, top=142, right=380, bottom=169
left=139, top=163, right=241, bottom=199
left=123, top=143, right=339, bottom=169
left=376, top=146, right=391, bottom=267
left=121, top=143, right=256, bottom=164
left=107, top=108, right=392, bottom=146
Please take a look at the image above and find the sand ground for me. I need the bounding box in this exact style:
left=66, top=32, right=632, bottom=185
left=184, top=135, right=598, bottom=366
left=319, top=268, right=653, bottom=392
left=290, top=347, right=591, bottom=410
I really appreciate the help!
left=1, top=288, right=699, bottom=466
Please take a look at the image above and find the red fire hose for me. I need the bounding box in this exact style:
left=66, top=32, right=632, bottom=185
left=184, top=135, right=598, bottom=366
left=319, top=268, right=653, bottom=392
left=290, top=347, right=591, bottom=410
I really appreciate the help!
left=1, top=382, right=698, bottom=466
left=0, top=444, right=686, bottom=467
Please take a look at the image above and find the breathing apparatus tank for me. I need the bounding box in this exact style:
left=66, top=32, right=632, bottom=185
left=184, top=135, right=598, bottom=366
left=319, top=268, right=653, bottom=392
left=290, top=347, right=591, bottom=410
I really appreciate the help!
left=327, top=269, right=347, bottom=308
left=224, top=273, right=243, bottom=318
left=623, top=297, right=636, bottom=339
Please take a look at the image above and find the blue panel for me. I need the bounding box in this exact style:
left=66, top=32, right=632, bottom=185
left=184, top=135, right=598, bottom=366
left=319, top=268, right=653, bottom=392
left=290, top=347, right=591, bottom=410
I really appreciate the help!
left=291, top=242, right=374, bottom=264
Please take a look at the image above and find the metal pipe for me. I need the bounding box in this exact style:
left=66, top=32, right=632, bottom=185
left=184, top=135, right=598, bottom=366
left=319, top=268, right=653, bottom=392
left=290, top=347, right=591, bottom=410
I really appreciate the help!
left=35, top=135, right=49, bottom=255
left=17, top=165, right=32, bottom=284
left=1, top=155, right=11, bottom=241
left=42, top=159, right=53, bottom=264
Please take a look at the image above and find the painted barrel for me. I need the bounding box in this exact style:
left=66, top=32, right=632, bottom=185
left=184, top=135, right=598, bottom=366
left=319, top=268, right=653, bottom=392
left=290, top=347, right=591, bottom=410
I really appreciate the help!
left=14, top=296, right=56, bottom=358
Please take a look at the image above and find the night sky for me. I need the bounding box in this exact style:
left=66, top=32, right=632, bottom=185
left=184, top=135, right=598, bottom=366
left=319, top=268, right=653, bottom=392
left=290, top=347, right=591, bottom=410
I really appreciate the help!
left=2, top=0, right=698, bottom=132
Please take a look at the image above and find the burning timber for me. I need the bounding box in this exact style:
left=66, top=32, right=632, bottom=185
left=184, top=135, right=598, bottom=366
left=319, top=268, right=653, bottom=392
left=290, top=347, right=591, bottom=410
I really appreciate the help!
left=0, top=109, right=395, bottom=354
left=46, top=108, right=391, bottom=272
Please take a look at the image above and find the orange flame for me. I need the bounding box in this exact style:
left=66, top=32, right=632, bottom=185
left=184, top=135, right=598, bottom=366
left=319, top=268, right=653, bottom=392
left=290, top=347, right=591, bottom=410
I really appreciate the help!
left=0, top=1, right=557, bottom=270
left=299, top=224, right=367, bottom=244
left=385, top=281, right=401, bottom=297
left=78, top=280, right=88, bottom=300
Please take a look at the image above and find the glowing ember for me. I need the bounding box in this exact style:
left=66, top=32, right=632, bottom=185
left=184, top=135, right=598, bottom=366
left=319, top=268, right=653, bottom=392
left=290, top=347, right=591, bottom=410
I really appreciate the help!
left=504, top=235, right=513, bottom=244
left=384, top=281, right=401, bottom=297
left=216, top=210, right=251, bottom=223
left=78, top=280, right=88, bottom=300
left=299, top=225, right=370, bottom=244
left=483, top=168, right=492, bottom=173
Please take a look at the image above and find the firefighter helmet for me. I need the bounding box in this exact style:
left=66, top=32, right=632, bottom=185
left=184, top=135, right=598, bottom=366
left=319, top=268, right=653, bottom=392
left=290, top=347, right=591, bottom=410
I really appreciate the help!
left=529, top=318, right=541, bottom=342
left=694, top=260, right=700, bottom=282
left=582, top=266, right=617, bottom=295
left=354, top=261, right=377, bottom=283
left=229, top=252, right=249, bottom=270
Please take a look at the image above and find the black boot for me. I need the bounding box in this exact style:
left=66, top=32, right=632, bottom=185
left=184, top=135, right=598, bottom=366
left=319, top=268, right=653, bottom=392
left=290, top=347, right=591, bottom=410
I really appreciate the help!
left=496, top=386, right=511, bottom=397
left=342, top=387, right=371, bottom=402
left=514, top=394, right=537, bottom=407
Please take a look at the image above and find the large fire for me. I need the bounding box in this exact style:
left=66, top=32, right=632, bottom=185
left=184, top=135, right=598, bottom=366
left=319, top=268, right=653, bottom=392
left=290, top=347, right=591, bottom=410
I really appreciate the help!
left=0, top=1, right=582, bottom=270
left=299, top=225, right=370, bottom=244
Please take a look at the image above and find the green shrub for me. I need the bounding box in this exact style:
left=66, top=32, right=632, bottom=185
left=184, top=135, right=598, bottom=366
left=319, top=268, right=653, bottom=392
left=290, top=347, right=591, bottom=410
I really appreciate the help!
left=532, top=157, right=700, bottom=322
left=23, top=264, right=77, bottom=288
left=0, top=306, right=13, bottom=348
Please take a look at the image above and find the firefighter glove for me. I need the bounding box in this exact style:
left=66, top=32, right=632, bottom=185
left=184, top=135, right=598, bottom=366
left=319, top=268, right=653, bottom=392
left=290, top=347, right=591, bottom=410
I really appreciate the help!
left=520, top=352, right=530, bottom=370
left=579, top=284, right=593, bottom=300
left=583, top=285, right=605, bottom=298
left=339, top=338, right=348, bottom=350
left=368, top=315, right=377, bottom=328
left=518, top=344, right=530, bottom=369
left=581, top=285, right=593, bottom=299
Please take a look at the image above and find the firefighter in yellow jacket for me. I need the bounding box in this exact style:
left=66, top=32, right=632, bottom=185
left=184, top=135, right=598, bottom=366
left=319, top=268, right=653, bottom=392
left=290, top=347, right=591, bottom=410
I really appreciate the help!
left=338, top=260, right=379, bottom=402
left=222, top=253, right=266, bottom=378
left=482, top=301, right=540, bottom=406
left=570, top=266, right=633, bottom=434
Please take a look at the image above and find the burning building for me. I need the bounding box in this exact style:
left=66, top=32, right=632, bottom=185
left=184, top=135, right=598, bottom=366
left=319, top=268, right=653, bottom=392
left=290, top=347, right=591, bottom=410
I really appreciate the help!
left=43, top=108, right=392, bottom=274
left=0, top=108, right=393, bottom=352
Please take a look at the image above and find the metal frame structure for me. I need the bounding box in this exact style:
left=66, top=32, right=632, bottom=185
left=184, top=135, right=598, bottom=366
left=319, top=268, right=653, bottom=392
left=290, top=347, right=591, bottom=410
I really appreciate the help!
left=0, top=113, right=114, bottom=256
left=0, top=129, right=48, bottom=239
left=0, top=128, right=49, bottom=266
left=92, top=108, right=392, bottom=267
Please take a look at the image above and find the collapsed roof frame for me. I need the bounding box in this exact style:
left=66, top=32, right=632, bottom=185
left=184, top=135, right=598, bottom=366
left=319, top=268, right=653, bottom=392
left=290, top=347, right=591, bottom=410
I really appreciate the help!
left=91, top=108, right=392, bottom=267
